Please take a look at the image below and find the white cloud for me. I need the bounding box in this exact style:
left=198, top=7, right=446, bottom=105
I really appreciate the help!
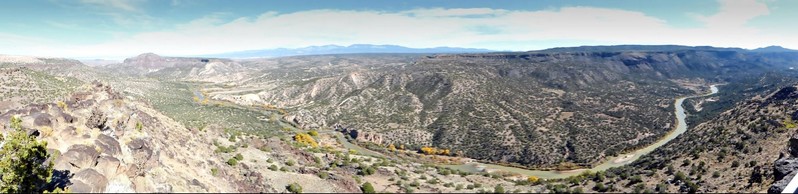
left=6, top=1, right=795, bottom=58
left=696, top=0, right=770, bottom=29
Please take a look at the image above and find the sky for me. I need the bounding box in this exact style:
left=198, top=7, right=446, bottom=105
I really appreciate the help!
left=0, top=0, right=795, bottom=59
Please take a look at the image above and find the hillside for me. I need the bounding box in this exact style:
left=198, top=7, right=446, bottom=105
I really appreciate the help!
left=536, top=84, right=798, bottom=193
left=0, top=79, right=564, bottom=193
left=199, top=49, right=797, bottom=169
left=0, top=66, right=82, bottom=111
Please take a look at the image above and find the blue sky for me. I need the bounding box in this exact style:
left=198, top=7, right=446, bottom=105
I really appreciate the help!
left=0, top=0, right=794, bottom=59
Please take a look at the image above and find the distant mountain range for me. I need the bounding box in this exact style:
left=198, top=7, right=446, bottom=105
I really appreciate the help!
left=193, top=44, right=497, bottom=58
left=535, top=45, right=797, bottom=53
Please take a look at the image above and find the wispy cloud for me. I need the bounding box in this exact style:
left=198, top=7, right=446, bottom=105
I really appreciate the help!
left=696, top=0, right=770, bottom=29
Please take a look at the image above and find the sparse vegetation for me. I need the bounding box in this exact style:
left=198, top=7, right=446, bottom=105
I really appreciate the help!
left=287, top=183, right=303, bottom=193
left=226, top=158, right=238, bottom=166
left=361, top=182, right=375, bottom=194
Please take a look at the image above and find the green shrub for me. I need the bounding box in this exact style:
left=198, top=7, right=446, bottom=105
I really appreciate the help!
left=318, top=171, right=329, bottom=179
left=226, top=158, right=238, bottom=166
left=494, top=184, right=505, bottom=193
left=286, top=159, right=296, bottom=166
left=287, top=183, right=302, bottom=193
left=234, top=153, right=244, bottom=161
left=269, top=164, right=278, bottom=171
left=211, top=168, right=219, bottom=176
left=361, top=182, right=375, bottom=194
left=0, top=116, right=54, bottom=193
left=360, top=166, right=376, bottom=176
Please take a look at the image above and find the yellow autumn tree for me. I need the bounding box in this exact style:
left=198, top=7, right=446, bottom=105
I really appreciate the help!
left=527, top=176, right=539, bottom=183
left=420, top=146, right=437, bottom=155
left=293, top=133, right=318, bottom=148
left=388, top=144, right=397, bottom=152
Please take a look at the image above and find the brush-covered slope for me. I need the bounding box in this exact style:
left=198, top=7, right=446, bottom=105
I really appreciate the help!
left=209, top=49, right=797, bottom=168
left=547, top=84, right=798, bottom=193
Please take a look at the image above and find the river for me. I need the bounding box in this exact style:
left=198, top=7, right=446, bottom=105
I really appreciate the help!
left=195, top=82, right=719, bottom=179
left=442, top=85, right=720, bottom=179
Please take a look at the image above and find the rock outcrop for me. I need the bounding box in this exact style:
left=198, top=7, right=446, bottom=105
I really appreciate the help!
left=770, top=87, right=798, bottom=193
left=0, top=81, right=243, bottom=192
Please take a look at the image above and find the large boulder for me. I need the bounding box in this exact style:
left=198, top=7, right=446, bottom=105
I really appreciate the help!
left=94, top=156, right=122, bottom=177
left=55, top=144, right=100, bottom=171
left=69, top=169, right=108, bottom=193
left=126, top=139, right=157, bottom=177
left=33, top=113, right=53, bottom=127
left=95, top=134, right=121, bottom=156
left=61, top=112, right=75, bottom=123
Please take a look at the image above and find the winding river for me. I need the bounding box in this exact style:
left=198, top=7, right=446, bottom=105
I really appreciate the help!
left=195, top=82, right=719, bottom=180
left=442, top=85, right=720, bottom=179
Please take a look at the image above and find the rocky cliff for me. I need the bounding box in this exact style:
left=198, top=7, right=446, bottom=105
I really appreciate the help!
left=110, top=53, right=249, bottom=83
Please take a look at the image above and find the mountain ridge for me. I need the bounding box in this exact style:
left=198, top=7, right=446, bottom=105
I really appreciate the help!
left=192, top=44, right=497, bottom=58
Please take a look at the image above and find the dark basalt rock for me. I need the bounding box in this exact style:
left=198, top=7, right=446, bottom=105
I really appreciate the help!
left=61, top=113, right=75, bottom=123
left=57, top=144, right=100, bottom=170
left=95, top=134, right=121, bottom=156
left=69, top=169, right=108, bottom=193
left=33, top=113, right=53, bottom=127
left=126, top=138, right=156, bottom=177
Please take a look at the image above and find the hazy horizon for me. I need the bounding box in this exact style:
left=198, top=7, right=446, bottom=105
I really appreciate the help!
left=2, top=0, right=796, bottom=59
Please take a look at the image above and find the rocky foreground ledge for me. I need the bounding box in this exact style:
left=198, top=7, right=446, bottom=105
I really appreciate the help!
left=0, top=81, right=247, bottom=192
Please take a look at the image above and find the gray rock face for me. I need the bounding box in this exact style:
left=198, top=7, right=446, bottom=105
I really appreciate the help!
left=33, top=113, right=53, bottom=127
left=95, top=155, right=121, bottom=177
left=126, top=139, right=156, bottom=177
left=70, top=169, right=108, bottom=193
left=61, top=112, right=75, bottom=123
left=770, top=134, right=798, bottom=193
left=56, top=144, right=100, bottom=170
left=95, top=134, right=121, bottom=156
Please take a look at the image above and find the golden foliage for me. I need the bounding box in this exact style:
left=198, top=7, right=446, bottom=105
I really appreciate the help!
left=785, top=118, right=797, bottom=129
left=293, top=133, right=318, bottom=148
left=56, top=101, right=68, bottom=112
left=420, top=146, right=451, bottom=156
left=388, top=144, right=397, bottom=152
left=527, top=176, right=539, bottom=183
